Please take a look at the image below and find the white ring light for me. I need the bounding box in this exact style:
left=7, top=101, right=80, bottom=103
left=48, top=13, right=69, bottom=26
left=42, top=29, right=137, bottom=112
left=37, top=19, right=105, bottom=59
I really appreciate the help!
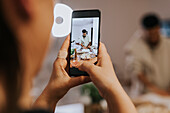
left=52, top=3, right=73, bottom=38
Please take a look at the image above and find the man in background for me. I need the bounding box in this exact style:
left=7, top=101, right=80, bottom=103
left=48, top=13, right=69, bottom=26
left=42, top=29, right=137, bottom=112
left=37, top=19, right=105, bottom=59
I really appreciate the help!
left=80, top=29, right=91, bottom=48
left=125, top=13, right=170, bottom=97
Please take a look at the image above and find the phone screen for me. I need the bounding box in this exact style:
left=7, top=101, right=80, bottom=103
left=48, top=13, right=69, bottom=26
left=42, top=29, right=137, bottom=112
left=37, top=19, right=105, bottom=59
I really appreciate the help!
left=69, top=10, right=100, bottom=77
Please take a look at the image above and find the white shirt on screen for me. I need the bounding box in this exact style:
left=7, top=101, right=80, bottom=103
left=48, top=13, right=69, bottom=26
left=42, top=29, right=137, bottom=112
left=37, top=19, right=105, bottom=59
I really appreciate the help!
left=80, top=35, right=91, bottom=47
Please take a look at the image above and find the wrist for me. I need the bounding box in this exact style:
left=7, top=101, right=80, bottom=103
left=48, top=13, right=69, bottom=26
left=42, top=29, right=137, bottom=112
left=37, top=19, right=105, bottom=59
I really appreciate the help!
left=103, top=80, right=124, bottom=101
left=33, top=85, right=59, bottom=111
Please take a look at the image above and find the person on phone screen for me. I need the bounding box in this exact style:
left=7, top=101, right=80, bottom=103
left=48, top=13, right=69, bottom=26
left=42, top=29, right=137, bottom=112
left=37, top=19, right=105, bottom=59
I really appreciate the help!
left=80, top=29, right=91, bottom=48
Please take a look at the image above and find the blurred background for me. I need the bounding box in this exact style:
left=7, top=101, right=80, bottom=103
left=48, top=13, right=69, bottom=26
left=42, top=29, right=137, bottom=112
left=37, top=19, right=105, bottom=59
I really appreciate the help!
left=32, top=0, right=170, bottom=113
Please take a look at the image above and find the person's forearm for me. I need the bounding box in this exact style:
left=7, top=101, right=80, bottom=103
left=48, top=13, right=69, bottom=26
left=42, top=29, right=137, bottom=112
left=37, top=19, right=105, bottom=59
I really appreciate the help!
left=138, top=73, right=170, bottom=96
left=81, top=43, right=84, bottom=47
left=33, top=86, right=59, bottom=112
left=105, top=81, right=137, bottom=113
left=87, top=42, right=91, bottom=47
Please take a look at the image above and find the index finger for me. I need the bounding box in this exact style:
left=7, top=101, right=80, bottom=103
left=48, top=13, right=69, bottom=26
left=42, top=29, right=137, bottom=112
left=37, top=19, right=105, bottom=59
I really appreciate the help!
left=98, top=42, right=111, bottom=66
left=60, top=35, right=70, bottom=51
left=98, top=42, right=109, bottom=59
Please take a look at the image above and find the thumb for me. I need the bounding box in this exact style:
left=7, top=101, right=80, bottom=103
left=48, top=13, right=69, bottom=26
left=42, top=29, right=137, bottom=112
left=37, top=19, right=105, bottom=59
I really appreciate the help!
left=69, top=76, right=91, bottom=88
left=78, top=61, right=98, bottom=75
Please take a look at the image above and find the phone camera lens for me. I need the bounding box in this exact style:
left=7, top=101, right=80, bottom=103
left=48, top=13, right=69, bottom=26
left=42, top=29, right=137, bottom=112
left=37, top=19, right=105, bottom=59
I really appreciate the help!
left=56, top=16, right=64, bottom=24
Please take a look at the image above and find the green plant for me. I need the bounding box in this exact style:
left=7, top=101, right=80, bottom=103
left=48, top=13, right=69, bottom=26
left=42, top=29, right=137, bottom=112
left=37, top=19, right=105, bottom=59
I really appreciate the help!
left=81, top=83, right=103, bottom=103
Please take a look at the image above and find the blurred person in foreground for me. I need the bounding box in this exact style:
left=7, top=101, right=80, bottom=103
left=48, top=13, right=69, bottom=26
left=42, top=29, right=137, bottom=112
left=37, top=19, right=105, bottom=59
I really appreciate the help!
left=125, top=13, right=170, bottom=97
left=0, top=0, right=137, bottom=113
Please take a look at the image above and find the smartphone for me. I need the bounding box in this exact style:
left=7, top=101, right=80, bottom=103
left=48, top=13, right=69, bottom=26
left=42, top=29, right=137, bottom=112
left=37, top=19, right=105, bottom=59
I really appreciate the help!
left=69, top=9, right=101, bottom=77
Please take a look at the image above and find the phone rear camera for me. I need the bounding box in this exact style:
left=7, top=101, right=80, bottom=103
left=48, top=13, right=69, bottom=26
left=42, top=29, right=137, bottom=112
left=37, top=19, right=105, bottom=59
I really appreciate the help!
left=56, top=16, right=64, bottom=24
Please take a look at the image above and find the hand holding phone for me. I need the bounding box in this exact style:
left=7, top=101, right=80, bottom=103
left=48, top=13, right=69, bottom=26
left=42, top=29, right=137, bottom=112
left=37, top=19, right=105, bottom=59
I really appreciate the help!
left=34, top=36, right=91, bottom=111
left=77, top=43, right=138, bottom=113
left=69, top=10, right=101, bottom=77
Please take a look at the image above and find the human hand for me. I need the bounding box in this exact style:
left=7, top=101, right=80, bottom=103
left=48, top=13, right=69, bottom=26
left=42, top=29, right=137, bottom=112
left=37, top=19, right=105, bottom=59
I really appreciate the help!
left=78, top=43, right=137, bottom=113
left=78, top=43, right=120, bottom=99
left=83, top=46, right=87, bottom=49
left=87, top=45, right=91, bottom=49
left=33, top=35, right=91, bottom=111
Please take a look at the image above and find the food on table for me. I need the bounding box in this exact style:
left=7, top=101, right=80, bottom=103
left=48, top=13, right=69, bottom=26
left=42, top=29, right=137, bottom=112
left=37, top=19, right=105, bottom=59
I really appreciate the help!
left=77, top=49, right=90, bottom=54
left=81, top=53, right=91, bottom=60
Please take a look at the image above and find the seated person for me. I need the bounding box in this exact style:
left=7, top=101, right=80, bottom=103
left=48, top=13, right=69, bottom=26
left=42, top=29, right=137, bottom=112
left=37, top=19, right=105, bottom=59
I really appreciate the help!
left=125, top=13, right=170, bottom=96
left=80, top=29, right=91, bottom=48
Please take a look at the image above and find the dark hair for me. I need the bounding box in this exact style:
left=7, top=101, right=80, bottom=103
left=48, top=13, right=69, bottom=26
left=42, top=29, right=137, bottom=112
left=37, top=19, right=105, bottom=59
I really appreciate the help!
left=141, top=13, right=161, bottom=29
left=82, top=29, right=87, bottom=33
left=0, top=1, right=21, bottom=113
